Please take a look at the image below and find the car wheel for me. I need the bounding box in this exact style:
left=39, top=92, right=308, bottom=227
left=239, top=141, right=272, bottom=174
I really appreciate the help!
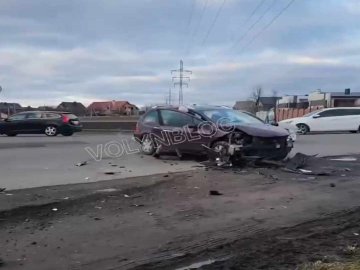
left=141, top=135, right=156, bottom=155
left=297, top=124, right=309, bottom=135
left=6, top=132, right=17, bottom=137
left=211, top=141, right=231, bottom=164
left=44, top=126, right=58, bottom=136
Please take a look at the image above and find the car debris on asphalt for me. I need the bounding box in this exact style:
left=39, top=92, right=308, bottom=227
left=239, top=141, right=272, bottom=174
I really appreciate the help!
left=330, top=157, right=358, bottom=162
left=75, top=161, right=87, bottom=167
left=282, top=153, right=334, bottom=176
left=131, top=204, right=144, bottom=207
left=124, top=193, right=142, bottom=199
left=0, top=188, right=6, bottom=193
left=209, top=190, right=223, bottom=196
left=285, top=153, right=314, bottom=171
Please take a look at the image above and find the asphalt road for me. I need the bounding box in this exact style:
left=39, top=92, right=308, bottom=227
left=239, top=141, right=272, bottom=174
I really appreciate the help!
left=0, top=132, right=359, bottom=190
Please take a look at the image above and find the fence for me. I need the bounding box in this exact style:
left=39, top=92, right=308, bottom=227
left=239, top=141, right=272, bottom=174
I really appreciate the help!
left=276, top=106, right=324, bottom=122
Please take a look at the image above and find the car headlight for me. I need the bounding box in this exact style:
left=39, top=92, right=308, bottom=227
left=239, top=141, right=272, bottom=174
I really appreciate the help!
left=287, top=136, right=294, bottom=147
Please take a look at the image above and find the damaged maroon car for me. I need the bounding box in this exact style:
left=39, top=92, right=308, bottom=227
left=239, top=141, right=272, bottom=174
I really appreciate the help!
left=134, top=105, right=293, bottom=162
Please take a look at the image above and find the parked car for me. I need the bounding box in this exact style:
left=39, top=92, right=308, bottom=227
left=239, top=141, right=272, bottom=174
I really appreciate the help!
left=0, top=111, right=82, bottom=136
left=134, top=105, right=293, bottom=161
left=279, top=107, right=360, bottom=135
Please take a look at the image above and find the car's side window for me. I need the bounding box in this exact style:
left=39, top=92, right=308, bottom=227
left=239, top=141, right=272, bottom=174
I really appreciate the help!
left=26, top=112, right=43, bottom=119
left=160, top=110, right=194, bottom=127
left=8, top=114, right=27, bottom=121
left=318, top=110, right=341, bottom=117
left=44, top=113, right=61, bottom=119
left=344, top=109, right=360, bottom=116
left=143, top=110, right=159, bottom=124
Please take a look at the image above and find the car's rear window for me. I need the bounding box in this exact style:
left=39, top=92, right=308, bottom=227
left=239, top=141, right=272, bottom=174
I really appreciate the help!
left=62, top=113, right=78, bottom=119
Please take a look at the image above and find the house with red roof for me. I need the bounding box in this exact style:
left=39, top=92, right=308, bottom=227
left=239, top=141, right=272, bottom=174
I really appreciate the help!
left=87, top=100, right=138, bottom=116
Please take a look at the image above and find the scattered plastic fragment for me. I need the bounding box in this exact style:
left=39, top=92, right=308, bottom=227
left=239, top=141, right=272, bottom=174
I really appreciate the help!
left=299, top=169, right=312, bottom=174
left=131, top=204, right=144, bottom=207
left=330, top=157, right=357, bottom=162
left=75, top=161, right=87, bottom=167
left=209, top=190, right=223, bottom=196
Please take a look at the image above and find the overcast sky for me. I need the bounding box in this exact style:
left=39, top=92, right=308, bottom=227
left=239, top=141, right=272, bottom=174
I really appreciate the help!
left=0, top=0, right=360, bottom=107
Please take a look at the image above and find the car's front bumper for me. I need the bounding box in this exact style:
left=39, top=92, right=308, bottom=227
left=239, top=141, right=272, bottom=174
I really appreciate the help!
left=60, top=125, right=83, bottom=133
left=229, top=136, right=293, bottom=160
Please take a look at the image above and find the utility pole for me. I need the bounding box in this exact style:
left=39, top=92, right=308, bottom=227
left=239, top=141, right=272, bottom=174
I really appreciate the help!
left=168, top=87, right=172, bottom=105
left=171, top=60, right=192, bottom=105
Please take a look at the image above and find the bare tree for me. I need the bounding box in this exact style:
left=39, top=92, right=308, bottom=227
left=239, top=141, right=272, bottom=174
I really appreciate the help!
left=249, top=86, right=262, bottom=113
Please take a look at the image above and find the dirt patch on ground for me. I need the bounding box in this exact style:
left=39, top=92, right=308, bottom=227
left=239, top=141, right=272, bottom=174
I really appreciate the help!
left=1, top=156, right=360, bottom=270
left=133, top=207, right=360, bottom=270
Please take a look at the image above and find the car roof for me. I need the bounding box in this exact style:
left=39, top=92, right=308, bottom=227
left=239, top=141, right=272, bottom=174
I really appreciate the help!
left=322, top=107, right=360, bottom=110
left=14, top=111, right=71, bottom=114
left=190, top=105, right=232, bottom=111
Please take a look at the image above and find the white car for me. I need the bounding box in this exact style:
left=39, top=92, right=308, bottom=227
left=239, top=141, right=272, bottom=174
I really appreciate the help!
left=279, top=107, right=360, bottom=134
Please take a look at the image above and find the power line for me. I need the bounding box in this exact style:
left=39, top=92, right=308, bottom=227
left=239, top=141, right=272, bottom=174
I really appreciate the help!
left=186, top=0, right=209, bottom=55
left=242, top=0, right=266, bottom=27
left=240, top=0, right=296, bottom=52
left=231, top=0, right=276, bottom=50
left=183, top=0, right=196, bottom=54
left=185, top=0, right=196, bottom=33
left=201, top=0, right=227, bottom=46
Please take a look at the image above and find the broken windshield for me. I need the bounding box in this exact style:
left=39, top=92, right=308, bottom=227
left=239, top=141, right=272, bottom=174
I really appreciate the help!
left=200, top=109, right=264, bottom=124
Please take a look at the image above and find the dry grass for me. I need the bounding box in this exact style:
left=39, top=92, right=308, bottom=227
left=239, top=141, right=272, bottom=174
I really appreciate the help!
left=299, top=260, right=360, bottom=270
left=298, top=246, right=360, bottom=270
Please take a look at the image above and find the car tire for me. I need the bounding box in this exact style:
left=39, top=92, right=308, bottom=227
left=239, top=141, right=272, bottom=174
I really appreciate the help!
left=44, top=125, right=58, bottom=136
left=141, top=135, right=156, bottom=155
left=210, top=141, right=231, bottom=163
left=297, top=124, right=309, bottom=135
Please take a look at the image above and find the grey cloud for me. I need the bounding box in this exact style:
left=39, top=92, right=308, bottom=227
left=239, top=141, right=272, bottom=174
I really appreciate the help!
left=0, top=0, right=360, bottom=107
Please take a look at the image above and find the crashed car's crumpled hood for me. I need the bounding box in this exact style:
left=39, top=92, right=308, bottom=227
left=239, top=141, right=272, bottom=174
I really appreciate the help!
left=232, top=123, right=290, bottom=137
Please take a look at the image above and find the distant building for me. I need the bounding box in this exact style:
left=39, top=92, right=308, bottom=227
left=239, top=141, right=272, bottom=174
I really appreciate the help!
left=233, top=101, right=256, bottom=113
left=37, top=106, right=58, bottom=111
left=233, top=97, right=280, bottom=113
left=277, top=95, right=309, bottom=109
left=308, top=89, right=360, bottom=108
left=57, top=102, right=87, bottom=116
left=87, top=100, right=139, bottom=116
left=0, top=102, right=22, bottom=115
